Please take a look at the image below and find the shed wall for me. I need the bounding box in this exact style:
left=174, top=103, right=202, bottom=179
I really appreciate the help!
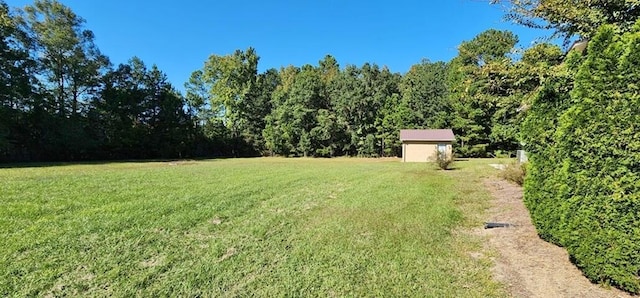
left=402, top=141, right=452, bottom=162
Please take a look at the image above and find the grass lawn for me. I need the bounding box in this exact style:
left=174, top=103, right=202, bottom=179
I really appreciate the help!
left=0, top=158, right=505, bottom=297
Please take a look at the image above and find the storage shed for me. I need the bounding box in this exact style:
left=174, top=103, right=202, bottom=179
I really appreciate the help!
left=400, top=129, right=455, bottom=162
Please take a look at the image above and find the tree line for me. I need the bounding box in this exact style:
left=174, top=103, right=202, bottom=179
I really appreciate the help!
left=0, top=0, right=565, bottom=162
left=1, top=0, right=195, bottom=161
left=181, top=28, right=566, bottom=158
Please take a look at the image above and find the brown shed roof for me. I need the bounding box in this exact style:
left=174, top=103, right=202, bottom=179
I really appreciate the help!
left=400, top=129, right=455, bottom=142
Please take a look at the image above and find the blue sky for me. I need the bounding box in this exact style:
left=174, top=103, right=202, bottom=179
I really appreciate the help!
left=7, top=0, right=555, bottom=91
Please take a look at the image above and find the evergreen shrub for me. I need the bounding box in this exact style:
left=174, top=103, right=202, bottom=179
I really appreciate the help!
left=522, top=23, right=640, bottom=293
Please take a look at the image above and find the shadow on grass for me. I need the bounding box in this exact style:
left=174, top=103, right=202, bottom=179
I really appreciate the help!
left=0, top=156, right=255, bottom=169
left=435, top=165, right=461, bottom=171
left=453, top=158, right=470, bottom=162
left=441, top=166, right=461, bottom=171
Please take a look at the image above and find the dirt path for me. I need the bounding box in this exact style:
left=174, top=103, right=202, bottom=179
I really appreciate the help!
left=479, top=179, right=635, bottom=298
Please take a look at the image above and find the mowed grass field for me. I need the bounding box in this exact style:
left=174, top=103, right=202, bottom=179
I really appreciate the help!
left=0, top=158, right=505, bottom=297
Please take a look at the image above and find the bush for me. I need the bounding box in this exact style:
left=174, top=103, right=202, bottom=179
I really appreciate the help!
left=521, top=23, right=640, bottom=293
left=492, top=150, right=513, bottom=158
left=433, top=150, right=454, bottom=170
left=498, top=162, right=526, bottom=186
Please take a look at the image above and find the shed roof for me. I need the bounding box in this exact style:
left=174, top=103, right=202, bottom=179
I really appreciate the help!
left=400, top=129, right=455, bottom=142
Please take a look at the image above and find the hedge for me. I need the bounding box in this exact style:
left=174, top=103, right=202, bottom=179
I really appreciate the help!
left=521, top=23, right=640, bottom=293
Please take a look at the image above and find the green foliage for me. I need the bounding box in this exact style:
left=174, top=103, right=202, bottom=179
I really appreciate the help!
left=297, top=130, right=312, bottom=157
left=376, top=93, right=407, bottom=157
left=328, top=63, right=400, bottom=157
left=0, top=1, right=34, bottom=161
left=262, top=60, right=407, bottom=158
left=0, top=159, right=505, bottom=296
left=311, top=109, right=341, bottom=157
left=400, top=60, right=450, bottom=129
left=92, top=58, right=195, bottom=159
left=457, top=29, right=518, bottom=66
left=493, top=0, right=640, bottom=40
left=521, top=23, right=640, bottom=293
left=447, top=29, right=521, bottom=156
left=188, top=47, right=265, bottom=156
left=24, top=0, right=109, bottom=117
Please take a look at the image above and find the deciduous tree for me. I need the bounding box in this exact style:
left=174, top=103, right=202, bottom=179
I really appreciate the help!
left=492, top=0, right=640, bottom=39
